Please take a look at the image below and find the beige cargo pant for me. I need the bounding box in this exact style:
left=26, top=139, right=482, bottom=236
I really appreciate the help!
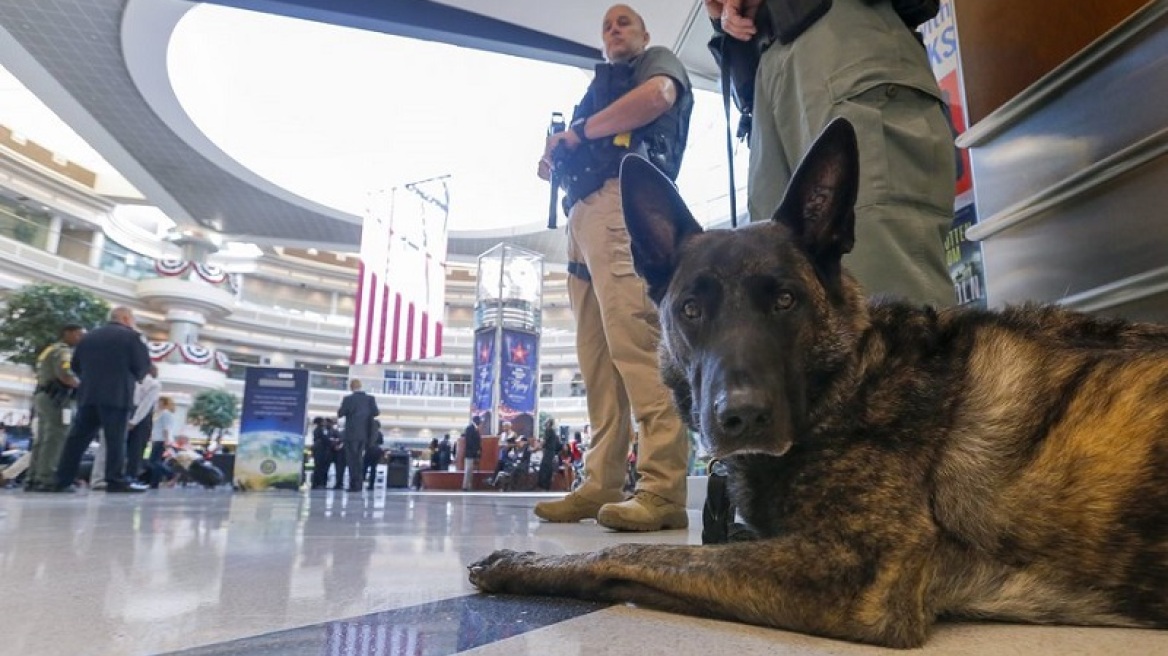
left=565, top=178, right=689, bottom=507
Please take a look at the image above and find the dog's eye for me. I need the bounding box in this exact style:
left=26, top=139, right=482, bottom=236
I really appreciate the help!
left=681, top=300, right=702, bottom=320
left=773, top=291, right=795, bottom=312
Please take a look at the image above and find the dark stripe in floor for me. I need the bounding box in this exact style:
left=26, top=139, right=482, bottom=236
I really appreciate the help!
left=163, top=594, right=611, bottom=655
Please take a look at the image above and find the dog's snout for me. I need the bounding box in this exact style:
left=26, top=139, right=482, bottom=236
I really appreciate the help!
left=716, top=386, right=771, bottom=438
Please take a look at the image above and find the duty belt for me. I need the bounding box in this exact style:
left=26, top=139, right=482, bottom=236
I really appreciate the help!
left=567, top=261, right=591, bottom=282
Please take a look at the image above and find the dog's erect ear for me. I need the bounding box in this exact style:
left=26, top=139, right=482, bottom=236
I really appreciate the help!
left=621, top=154, right=704, bottom=303
left=771, top=118, right=858, bottom=283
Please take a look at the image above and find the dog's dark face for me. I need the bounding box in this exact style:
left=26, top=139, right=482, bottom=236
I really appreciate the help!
left=621, top=119, right=870, bottom=459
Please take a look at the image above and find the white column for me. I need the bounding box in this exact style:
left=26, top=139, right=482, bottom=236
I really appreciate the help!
left=45, top=215, right=62, bottom=254
left=87, top=230, right=106, bottom=268
left=166, top=308, right=207, bottom=345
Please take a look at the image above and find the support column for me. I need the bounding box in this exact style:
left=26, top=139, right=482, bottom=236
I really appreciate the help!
left=87, top=230, right=105, bottom=268
left=45, top=215, right=62, bottom=254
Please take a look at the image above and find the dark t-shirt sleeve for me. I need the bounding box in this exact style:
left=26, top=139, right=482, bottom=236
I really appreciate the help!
left=635, top=46, right=691, bottom=93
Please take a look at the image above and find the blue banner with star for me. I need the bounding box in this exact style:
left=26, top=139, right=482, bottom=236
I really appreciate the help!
left=471, top=328, right=495, bottom=415
left=499, top=328, right=538, bottom=414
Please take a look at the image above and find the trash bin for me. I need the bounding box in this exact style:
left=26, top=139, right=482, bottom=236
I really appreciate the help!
left=386, top=449, right=411, bottom=488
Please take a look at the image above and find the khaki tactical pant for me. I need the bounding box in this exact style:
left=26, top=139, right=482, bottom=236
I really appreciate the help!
left=566, top=179, right=689, bottom=506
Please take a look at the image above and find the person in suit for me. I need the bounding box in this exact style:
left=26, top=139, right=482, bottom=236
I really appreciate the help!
left=461, top=416, right=483, bottom=492
left=337, top=379, right=379, bottom=492
left=53, top=306, right=152, bottom=493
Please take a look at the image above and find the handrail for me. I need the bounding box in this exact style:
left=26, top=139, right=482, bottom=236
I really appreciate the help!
left=965, top=127, right=1168, bottom=241
left=1056, top=264, right=1168, bottom=313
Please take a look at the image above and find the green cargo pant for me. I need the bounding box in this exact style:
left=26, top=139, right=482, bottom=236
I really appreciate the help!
left=748, top=0, right=956, bottom=307
left=27, top=392, right=67, bottom=488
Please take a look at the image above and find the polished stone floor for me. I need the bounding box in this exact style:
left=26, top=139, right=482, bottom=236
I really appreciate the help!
left=1, top=488, right=1166, bottom=656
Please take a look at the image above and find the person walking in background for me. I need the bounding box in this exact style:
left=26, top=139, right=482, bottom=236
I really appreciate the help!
left=146, top=396, right=176, bottom=488
left=126, top=365, right=160, bottom=484
left=53, top=307, right=151, bottom=493
left=705, top=0, right=955, bottom=306
left=23, top=323, right=83, bottom=492
left=337, top=379, right=379, bottom=492
left=533, top=4, right=693, bottom=531
left=363, top=422, right=384, bottom=490
left=437, top=433, right=453, bottom=471
left=461, top=416, right=482, bottom=492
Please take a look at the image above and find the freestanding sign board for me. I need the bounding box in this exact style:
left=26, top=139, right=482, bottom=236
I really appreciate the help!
left=235, top=367, right=308, bottom=490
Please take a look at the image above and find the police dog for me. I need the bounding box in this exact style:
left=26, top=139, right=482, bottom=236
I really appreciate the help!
left=469, top=119, right=1168, bottom=648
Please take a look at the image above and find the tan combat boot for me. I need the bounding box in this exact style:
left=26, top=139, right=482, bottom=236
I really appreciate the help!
left=533, top=490, right=625, bottom=523
left=596, top=490, right=689, bottom=531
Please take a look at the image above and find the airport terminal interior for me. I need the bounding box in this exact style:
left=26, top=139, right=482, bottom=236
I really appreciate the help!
left=1, top=0, right=1167, bottom=654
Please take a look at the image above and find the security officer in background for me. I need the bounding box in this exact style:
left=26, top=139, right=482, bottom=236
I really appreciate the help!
left=24, top=323, right=84, bottom=492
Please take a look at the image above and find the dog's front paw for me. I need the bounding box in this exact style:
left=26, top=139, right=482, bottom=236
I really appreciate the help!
left=468, top=549, right=541, bottom=592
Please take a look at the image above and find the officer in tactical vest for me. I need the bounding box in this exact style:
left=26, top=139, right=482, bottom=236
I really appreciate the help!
left=24, top=323, right=84, bottom=492
left=533, top=4, right=693, bottom=532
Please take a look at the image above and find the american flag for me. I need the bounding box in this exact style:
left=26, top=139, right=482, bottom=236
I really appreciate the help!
left=351, top=177, right=450, bottom=364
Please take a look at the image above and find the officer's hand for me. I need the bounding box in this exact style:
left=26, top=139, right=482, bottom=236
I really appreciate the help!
left=716, top=0, right=762, bottom=41
left=538, top=130, right=582, bottom=181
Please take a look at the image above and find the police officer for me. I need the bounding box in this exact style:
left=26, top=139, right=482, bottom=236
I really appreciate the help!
left=533, top=4, right=693, bottom=532
left=24, top=323, right=84, bottom=492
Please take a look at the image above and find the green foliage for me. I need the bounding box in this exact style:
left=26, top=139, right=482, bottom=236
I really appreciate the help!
left=0, top=283, right=109, bottom=369
left=187, top=389, right=240, bottom=439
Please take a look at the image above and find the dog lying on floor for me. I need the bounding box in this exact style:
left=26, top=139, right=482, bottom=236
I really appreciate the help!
left=468, top=118, right=1168, bottom=648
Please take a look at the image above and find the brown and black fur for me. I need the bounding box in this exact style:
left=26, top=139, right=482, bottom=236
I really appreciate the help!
left=468, top=119, right=1168, bottom=648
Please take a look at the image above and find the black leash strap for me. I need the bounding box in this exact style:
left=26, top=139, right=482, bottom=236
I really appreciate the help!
left=719, top=37, right=738, bottom=228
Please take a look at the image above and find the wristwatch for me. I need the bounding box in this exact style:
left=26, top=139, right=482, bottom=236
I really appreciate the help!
left=570, top=119, right=588, bottom=141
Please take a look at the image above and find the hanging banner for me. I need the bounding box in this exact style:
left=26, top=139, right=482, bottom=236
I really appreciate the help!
left=499, top=328, right=538, bottom=419
left=236, top=367, right=308, bottom=491
left=470, top=328, right=495, bottom=417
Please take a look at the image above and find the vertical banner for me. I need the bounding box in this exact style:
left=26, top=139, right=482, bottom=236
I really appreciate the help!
left=499, top=328, right=538, bottom=437
left=236, top=367, right=308, bottom=491
left=470, top=328, right=495, bottom=417
left=922, top=0, right=986, bottom=308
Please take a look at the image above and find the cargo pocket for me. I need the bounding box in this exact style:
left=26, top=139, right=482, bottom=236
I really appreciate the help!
left=607, top=224, right=637, bottom=278
left=604, top=223, right=653, bottom=319
left=834, top=82, right=953, bottom=212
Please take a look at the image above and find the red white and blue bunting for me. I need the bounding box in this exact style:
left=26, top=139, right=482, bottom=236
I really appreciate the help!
left=155, top=258, right=190, bottom=277
left=194, top=263, right=228, bottom=285
left=147, top=341, right=176, bottom=362
left=214, top=351, right=230, bottom=372
left=178, top=343, right=214, bottom=366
